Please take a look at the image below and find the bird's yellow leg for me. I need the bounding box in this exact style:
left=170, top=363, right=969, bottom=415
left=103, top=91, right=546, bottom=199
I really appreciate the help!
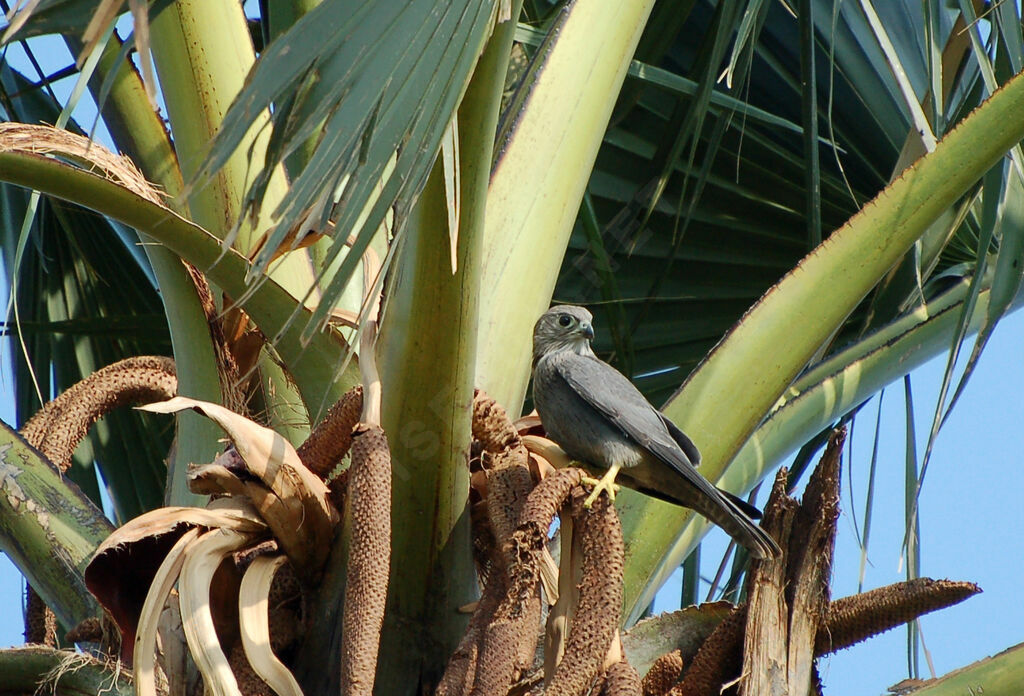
left=581, top=463, right=622, bottom=508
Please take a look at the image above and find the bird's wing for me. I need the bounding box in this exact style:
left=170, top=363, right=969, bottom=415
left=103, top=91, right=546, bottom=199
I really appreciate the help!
left=554, top=354, right=710, bottom=479
left=659, top=413, right=701, bottom=465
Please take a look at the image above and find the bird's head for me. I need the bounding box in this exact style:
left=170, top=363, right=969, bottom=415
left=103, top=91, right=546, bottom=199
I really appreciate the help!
left=533, top=305, right=596, bottom=364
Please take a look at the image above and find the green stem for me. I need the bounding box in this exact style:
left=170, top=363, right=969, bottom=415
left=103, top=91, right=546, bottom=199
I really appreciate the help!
left=475, top=0, right=659, bottom=412
left=0, top=423, right=111, bottom=630
left=148, top=0, right=316, bottom=439
left=368, top=11, right=520, bottom=694
left=66, top=32, right=220, bottom=506
left=0, top=647, right=132, bottom=696
left=0, top=148, right=358, bottom=415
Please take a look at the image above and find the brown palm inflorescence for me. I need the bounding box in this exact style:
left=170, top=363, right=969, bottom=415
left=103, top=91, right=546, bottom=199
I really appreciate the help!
left=340, top=422, right=393, bottom=696
left=439, top=392, right=638, bottom=696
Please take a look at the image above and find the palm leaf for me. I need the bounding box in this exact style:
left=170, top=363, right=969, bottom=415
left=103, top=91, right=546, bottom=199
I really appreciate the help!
left=199, top=0, right=497, bottom=333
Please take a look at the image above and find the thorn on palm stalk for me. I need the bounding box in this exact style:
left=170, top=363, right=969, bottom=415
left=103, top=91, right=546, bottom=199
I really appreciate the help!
left=19, top=356, right=177, bottom=648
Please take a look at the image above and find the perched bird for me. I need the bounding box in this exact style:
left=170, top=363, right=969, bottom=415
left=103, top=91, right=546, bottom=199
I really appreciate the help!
left=531, top=305, right=780, bottom=559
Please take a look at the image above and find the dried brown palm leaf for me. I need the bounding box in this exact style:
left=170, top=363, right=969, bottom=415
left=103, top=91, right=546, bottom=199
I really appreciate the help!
left=134, top=527, right=202, bottom=696
left=85, top=503, right=266, bottom=662
left=139, top=397, right=339, bottom=577
left=180, top=526, right=264, bottom=695
left=238, top=555, right=302, bottom=696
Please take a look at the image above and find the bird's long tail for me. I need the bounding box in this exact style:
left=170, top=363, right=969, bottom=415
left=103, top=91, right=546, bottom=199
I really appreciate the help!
left=615, top=467, right=782, bottom=559
left=697, top=489, right=781, bottom=560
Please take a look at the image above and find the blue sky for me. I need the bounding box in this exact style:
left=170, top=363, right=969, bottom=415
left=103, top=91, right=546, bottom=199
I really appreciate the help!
left=1, top=13, right=1023, bottom=696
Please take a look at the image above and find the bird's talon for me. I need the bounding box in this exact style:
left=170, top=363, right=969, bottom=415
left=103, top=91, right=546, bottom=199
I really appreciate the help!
left=579, top=467, right=621, bottom=508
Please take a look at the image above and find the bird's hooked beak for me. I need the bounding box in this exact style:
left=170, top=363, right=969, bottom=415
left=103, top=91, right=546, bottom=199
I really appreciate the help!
left=579, top=321, right=595, bottom=340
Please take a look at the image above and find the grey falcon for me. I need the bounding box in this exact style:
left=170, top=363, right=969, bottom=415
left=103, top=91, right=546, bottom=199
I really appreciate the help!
left=531, top=304, right=780, bottom=559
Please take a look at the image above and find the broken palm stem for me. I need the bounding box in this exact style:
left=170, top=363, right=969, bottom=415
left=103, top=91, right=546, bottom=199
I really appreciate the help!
left=658, top=429, right=979, bottom=696
left=740, top=429, right=842, bottom=696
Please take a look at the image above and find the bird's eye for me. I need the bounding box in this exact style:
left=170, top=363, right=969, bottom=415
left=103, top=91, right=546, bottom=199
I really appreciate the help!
left=557, top=314, right=573, bottom=327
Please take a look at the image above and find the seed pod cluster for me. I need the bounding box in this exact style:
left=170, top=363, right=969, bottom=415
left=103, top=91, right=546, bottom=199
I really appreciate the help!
left=543, top=492, right=624, bottom=696
left=437, top=392, right=542, bottom=696
left=441, top=397, right=638, bottom=696
left=340, top=423, right=392, bottom=696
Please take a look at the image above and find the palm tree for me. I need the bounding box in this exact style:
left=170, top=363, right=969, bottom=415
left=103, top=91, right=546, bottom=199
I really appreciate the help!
left=1, top=1, right=1023, bottom=694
